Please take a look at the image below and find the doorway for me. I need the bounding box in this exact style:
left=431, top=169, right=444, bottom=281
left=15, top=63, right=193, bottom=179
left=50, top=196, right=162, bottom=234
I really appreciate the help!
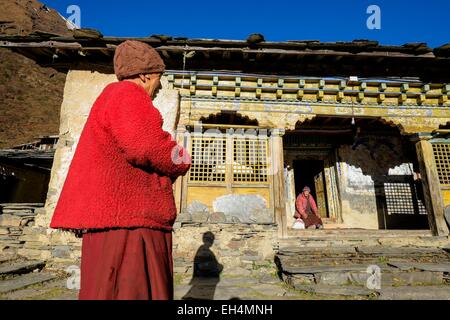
left=293, top=160, right=329, bottom=219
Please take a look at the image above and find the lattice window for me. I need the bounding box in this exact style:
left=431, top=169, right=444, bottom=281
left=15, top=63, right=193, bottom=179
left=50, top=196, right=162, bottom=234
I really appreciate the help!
left=413, top=183, right=428, bottom=215
left=188, top=134, right=269, bottom=184
left=189, top=137, right=226, bottom=182
left=384, top=182, right=427, bottom=215
left=432, top=143, right=450, bottom=185
left=233, top=138, right=268, bottom=183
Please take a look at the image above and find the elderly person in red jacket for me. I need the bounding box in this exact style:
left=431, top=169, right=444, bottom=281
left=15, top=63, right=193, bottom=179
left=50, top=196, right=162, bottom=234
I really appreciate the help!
left=50, top=40, right=191, bottom=300
left=294, top=186, right=324, bottom=229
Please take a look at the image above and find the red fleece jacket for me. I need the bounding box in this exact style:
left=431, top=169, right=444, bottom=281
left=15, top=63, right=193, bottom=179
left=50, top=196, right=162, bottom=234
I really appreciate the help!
left=50, top=81, right=191, bottom=231
left=294, top=193, right=319, bottom=219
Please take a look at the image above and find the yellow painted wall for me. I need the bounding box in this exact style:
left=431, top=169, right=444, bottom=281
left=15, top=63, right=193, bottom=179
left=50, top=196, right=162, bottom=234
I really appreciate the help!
left=187, top=186, right=228, bottom=209
left=186, top=185, right=271, bottom=208
left=442, top=189, right=450, bottom=207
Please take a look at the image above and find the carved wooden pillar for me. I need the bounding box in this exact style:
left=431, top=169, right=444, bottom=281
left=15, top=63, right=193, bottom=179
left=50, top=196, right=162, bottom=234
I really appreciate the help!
left=414, top=135, right=449, bottom=236
left=272, top=129, right=287, bottom=238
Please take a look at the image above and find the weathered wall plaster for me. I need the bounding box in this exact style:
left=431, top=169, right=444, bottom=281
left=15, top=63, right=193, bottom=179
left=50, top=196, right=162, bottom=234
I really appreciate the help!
left=337, top=136, right=425, bottom=229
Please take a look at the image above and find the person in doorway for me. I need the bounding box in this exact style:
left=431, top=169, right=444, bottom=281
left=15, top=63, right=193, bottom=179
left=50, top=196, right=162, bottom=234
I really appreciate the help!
left=294, top=186, right=324, bottom=229
left=49, top=40, right=191, bottom=300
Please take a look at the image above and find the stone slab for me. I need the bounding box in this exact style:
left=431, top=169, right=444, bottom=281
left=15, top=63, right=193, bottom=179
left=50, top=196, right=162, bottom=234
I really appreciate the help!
left=0, top=203, right=44, bottom=207
left=0, top=255, right=16, bottom=264
left=378, top=286, right=450, bottom=300
left=0, top=273, right=57, bottom=294
left=293, top=284, right=373, bottom=297
left=0, top=215, right=22, bottom=227
left=281, top=264, right=377, bottom=275
left=316, top=270, right=443, bottom=286
left=278, top=246, right=357, bottom=256
left=0, top=260, right=45, bottom=275
left=388, top=262, right=450, bottom=273
left=356, top=246, right=443, bottom=255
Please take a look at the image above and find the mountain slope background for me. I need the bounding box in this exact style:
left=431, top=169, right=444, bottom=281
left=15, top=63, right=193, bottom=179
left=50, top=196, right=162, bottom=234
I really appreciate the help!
left=0, top=0, right=70, bottom=148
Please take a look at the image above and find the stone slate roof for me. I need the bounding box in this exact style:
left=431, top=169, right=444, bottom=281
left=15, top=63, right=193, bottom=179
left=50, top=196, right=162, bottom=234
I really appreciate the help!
left=1, top=30, right=450, bottom=81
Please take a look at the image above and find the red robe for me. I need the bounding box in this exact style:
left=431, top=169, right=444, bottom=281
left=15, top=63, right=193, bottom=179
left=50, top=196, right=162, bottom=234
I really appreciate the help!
left=49, top=81, right=191, bottom=300
left=294, top=193, right=323, bottom=227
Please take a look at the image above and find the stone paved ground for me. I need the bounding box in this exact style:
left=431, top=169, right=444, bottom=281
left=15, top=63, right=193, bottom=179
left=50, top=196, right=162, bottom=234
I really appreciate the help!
left=0, top=265, right=364, bottom=300
left=2, top=254, right=449, bottom=300
left=173, top=272, right=365, bottom=300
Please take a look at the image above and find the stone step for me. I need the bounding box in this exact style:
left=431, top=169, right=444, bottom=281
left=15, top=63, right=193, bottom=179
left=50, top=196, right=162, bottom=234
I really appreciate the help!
left=0, top=255, right=16, bottom=265
left=0, top=203, right=44, bottom=208
left=281, top=236, right=448, bottom=243
left=292, top=284, right=374, bottom=297
left=378, top=285, right=450, bottom=300
left=278, top=246, right=450, bottom=260
left=0, top=260, right=45, bottom=276
left=286, top=229, right=433, bottom=238
left=0, top=278, right=78, bottom=300
left=291, top=283, right=450, bottom=299
left=286, top=269, right=444, bottom=287
left=279, top=256, right=446, bottom=268
left=279, top=262, right=382, bottom=274
left=0, top=272, right=58, bottom=294
left=356, top=246, right=445, bottom=256
left=277, top=246, right=450, bottom=261
left=1, top=211, right=37, bottom=217
left=278, top=246, right=358, bottom=255
left=387, top=262, right=450, bottom=273
left=277, top=247, right=450, bottom=288
left=281, top=231, right=450, bottom=249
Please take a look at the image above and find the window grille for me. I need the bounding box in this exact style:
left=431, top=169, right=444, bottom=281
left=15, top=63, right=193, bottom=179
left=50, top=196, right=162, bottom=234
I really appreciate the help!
left=188, top=134, right=269, bottom=184
left=384, top=182, right=427, bottom=215
left=233, top=138, right=268, bottom=183
left=189, top=137, right=226, bottom=182
left=432, top=143, right=450, bottom=185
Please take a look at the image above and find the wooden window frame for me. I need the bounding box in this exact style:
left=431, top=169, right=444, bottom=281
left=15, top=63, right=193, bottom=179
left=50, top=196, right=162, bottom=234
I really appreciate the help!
left=188, top=130, right=270, bottom=186
left=432, top=142, right=450, bottom=186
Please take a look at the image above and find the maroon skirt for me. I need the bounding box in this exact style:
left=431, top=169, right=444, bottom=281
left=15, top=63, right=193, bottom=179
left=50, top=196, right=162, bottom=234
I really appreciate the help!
left=303, top=211, right=323, bottom=228
left=79, top=227, right=173, bottom=300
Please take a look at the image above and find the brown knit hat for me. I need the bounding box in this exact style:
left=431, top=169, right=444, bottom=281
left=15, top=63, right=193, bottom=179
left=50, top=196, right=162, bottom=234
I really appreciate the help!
left=113, top=40, right=166, bottom=81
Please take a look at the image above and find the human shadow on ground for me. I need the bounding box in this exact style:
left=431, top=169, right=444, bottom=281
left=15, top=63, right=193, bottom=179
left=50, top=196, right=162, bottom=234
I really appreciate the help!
left=182, top=231, right=223, bottom=300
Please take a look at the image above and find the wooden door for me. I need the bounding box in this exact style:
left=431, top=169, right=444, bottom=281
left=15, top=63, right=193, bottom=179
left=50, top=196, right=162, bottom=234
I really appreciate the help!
left=314, top=171, right=328, bottom=218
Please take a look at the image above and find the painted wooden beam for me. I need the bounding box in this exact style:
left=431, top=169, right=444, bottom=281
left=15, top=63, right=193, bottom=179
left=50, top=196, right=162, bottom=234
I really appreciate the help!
left=357, top=92, right=364, bottom=103
left=212, top=76, right=218, bottom=96
left=401, top=83, right=409, bottom=92
left=235, top=77, right=241, bottom=97
left=277, top=79, right=284, bottom=99
left=190, top=74, right=196, bottom=95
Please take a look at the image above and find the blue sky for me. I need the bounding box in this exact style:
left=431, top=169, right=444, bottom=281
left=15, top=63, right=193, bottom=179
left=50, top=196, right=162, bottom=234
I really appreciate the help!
left=42, top=0, right=449, bottom=48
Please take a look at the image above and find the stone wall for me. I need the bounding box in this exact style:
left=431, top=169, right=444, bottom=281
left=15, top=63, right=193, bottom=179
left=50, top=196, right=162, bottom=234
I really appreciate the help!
left=172, top=222, right=278, bottom=276
left=0, top=203, right=43, bottom=255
